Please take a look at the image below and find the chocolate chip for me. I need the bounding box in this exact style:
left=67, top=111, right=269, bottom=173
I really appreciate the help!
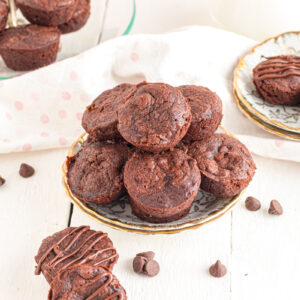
left=136, top=251, right=155, bottom=261
left=144, top=260, right=160, bottom=277
left=245, top=196, right=261, bottom=211
left=0, top=176, right=5, bottom=186
left=268, top=200, right=283, bottom=215
left=209, top=260, right=227, bottom=278
left=133, top=256, right=147, bottom=274
left=19, top=163, right=35, bottom=178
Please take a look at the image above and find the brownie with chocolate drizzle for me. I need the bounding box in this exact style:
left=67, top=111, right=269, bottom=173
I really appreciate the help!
left=35, top=226, right=119, bottom=283
left=253, top=55, right=300, bottom=106
left=48, top=264, right=127, bottom=300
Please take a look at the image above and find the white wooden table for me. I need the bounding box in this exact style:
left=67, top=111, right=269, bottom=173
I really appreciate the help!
left=1, top=1, right=300, bottom=299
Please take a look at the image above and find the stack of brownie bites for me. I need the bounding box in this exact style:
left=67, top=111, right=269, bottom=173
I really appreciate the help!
left=35, top=226, right=127, bottom=299
left=0, top=0, right=91, bottom=71
left=67, top=82, right=256, bottom=224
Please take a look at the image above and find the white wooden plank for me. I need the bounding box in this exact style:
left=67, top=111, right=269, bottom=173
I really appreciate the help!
left=231, top=155, right=300, bottom=300
left=71, top=202, right=232, bottom=300
left=0, top=149, right=70, bottom=300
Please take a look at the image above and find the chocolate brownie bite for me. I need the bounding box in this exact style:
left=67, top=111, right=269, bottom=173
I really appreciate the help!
left=82, top=84, right=136, bottom=141
left=178, top=85, right=223, bottom=141
left=124, top=149, right=201, bottom=223
left=0, top=24, right=60, bottom=71
left=58, top=0, right=90, bottom=34
left=16, top=0, right=77, bottom=26
left=253, top=55, right=300, bottom=106
left=188, top=133, right=255, bottom=197
left=0, top=0, right=8, bottom=32
left=35, top=226, right=119, bottom=284
left=118, top=82, right=192, bottom=152
left=48, top=264, right=127, bottom=300
left=67, top=141, right=132, bottom=204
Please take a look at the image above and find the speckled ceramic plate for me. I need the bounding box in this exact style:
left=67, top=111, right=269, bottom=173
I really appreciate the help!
left=233, top=31, right=300, bottom=137
left=234, top=90, right=300, bottom=141
left=62, top=127, right=245, bottom=235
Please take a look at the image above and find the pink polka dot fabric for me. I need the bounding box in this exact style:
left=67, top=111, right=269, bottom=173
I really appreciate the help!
left=0, top=26, right=299, bottom=162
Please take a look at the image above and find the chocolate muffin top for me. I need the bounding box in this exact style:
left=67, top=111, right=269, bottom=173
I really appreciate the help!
left=48, top=264, right=127, bottom=300
left=253, top=55, right=300, bottom=105
left=82, top=83, right=136, bottom=140
left=0, top=25, right=60, bottom=51
left=0, top=0, right=8, bottom=13
left=188, top=133, right=255, bottom=186
left=35, top=226, right=118, bottom=284
left=72, top=0, right=90, bottom=18
left=117, top=82, right=192, bottom=152
left=58, top=0, right=91, bottom=34
left=16, top=0, right=77, bottom=11
left=178, top=85, right=223, bottom=140
left=124, top=149, right=201, bottom=208
left=67, top=141, right=132, bottom=204
left=0, top=0, right=9, bottom=29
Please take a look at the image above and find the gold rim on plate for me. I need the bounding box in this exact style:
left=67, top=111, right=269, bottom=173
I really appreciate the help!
left=62, top=127, right=244, bottom=235
left=233, top=90, right=300, bottom=141
left=233, top=30, right=300, bottom=134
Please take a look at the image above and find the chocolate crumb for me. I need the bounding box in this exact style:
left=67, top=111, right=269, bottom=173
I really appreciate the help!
left=268, top=200, right=283, bottom=215
left=0, top=176, right=5, bottom=186
left=19, top=163, right=35, bottom=178
left=144, top=260, right=160, bottom=277
left=133, top=256, right=147, bottom=274
left=245, top=196, right=261, bottom=211
left=136, top=251, right=155, bottom=261
left=209, top=260, right=227, bottom=278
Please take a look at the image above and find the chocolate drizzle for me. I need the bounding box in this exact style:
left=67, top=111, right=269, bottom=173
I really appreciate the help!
left=49, top=265, right=126, bottom=300
left=35, top=226, right=118, bottom=281
left=253, top=55, right=300, bottom=80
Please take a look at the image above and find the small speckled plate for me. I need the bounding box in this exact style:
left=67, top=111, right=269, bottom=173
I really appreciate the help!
left=62, top=126, right=245, bottom=235
left=234, top=90, right=300, bottom=141
left=233, top=31, right=300, bottom=137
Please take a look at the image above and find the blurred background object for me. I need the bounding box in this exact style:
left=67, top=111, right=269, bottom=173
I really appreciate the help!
left=132, top=0, right=300, bottom=41
left=209, top=0, right=300, bottom=40
left=0, top=0, right=136, bottom=78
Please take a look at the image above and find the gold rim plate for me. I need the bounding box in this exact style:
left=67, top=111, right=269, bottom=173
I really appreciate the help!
left=233, top=30, right=300, bottom=135
left=234, top=90, right=300, bottom=141
left=62, top=128, right=245, bottom=235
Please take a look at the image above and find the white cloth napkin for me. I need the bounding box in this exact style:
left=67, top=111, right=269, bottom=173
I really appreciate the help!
left=0, top=26, right=299, bottom=162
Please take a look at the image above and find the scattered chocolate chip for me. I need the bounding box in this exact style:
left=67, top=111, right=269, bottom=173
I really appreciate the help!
left=133, top=256, right=147, bottom=274
left=144, top=260, right=160, bottom=277
left=209, top=260, right=227, bottom=278
left=133, top=251, right=160, bottom=277
left=136, top=251, right=155, bottom=261
left=268, top=200, right=283, bottom=215
left=245, top=196, right=261, bottom=211
left=0, top=176, right=6, bottom=186
left=19, top=163, right=35, bottom=178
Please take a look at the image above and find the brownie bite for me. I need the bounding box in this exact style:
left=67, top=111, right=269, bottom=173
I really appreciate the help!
left=253, top=55, right=300, bottom=106
left=82, top=84, right=136, bottom=141
left=48, top=264, right=127, bottom=300
left=118, top=82, right=192, bottom=152
left=124, top=149, right=201, bottom=223
left=188, top=133, right=256, bottom=197
left=178, top=85, right=223, bottom=141
left=67, top=141, right=132, bottom=204
left=16, top=0, right=78, bottom=26
left=0, top=0, right=8, bottom=32
left=35, top=226, right=119, bottom=284
left=58, top=0, right=91, bottom=34
left=0, top=24, right=60, bottom=71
